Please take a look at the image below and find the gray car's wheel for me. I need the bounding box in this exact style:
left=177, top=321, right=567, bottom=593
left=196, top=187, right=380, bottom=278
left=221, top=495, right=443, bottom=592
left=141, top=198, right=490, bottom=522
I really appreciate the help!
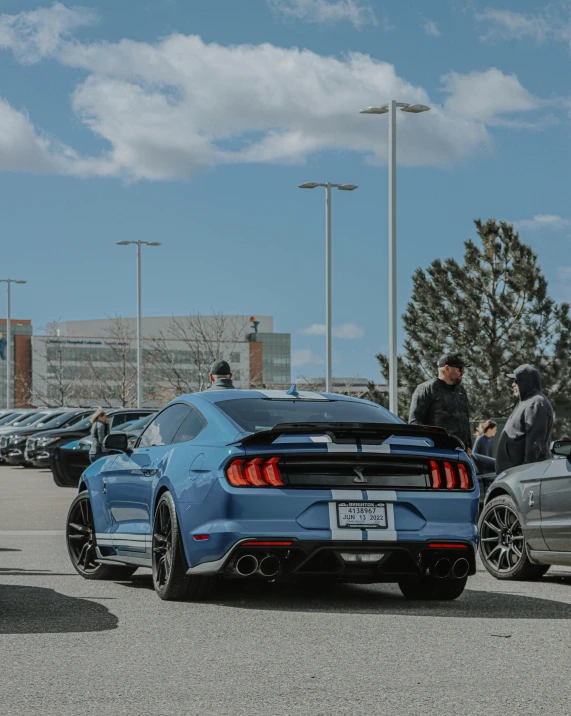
left=152, top=492, right=213, bottom=601
left=478, top=495, right=549, bottom=580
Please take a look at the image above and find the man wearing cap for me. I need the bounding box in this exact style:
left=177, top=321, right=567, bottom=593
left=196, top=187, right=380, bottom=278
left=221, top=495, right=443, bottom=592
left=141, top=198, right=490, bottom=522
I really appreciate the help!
left=409, top=353, right=472, bottom=452
left=209, top=360, right=236, bottom=390
left=496, top=364, right=553, bottom=474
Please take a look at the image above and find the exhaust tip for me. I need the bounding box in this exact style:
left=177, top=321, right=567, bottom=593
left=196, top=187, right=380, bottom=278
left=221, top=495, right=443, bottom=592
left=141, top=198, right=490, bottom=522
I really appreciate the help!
left=235, top=554, right=258, bottom=577
left=434, top=558, right=452, bottom=579
left=452, top=557, right=469, bottom=579
left=258, top=555, right=281, bottom=577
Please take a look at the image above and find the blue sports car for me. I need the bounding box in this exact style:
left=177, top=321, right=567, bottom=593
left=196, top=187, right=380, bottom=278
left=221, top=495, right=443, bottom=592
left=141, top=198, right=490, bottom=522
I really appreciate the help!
left=65, top=388, right=479, bottom=601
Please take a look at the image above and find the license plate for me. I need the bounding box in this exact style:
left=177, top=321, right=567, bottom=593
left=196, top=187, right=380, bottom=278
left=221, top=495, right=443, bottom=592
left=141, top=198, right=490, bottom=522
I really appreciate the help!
left=337, top=502, right=387, bottom=529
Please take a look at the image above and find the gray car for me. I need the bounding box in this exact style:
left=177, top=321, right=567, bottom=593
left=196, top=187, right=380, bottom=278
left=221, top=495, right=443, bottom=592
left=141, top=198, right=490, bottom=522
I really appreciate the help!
left=478, top=439, right=571, bottom=580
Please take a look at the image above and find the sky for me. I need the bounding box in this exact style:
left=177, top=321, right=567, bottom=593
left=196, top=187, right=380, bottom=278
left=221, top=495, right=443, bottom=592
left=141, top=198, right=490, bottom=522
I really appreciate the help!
left=0, top=0, right=570, bottom=382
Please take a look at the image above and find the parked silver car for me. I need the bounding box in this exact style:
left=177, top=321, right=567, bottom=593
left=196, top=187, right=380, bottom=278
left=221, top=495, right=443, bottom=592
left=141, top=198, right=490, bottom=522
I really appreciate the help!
left=478, top=439, right=571, bottom=580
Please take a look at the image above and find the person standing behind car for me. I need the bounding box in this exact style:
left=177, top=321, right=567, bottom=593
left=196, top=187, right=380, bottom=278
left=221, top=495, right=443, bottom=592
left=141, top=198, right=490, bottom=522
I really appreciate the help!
left=209, top=359, right=235, bottom=390
left=409, top=353, right=473, bottom=453
left=89, top=409, right=109, bottom=463
left=473, top=420, right=497, bottom=457
left=496, top=365, right=553, bottom=474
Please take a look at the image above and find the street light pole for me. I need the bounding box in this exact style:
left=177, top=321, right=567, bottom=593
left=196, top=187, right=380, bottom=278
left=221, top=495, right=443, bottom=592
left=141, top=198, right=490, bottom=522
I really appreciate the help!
left=359, top=101, right=430, bottom=415
left=299, top=182, right=358, bottom=393
left=116, top=241, right=161, bottom=408
left=388, top=100, right=398, bottom=416
left=325, top=183, right=332, bottom=393
left=0, top=279, right=27, bottom=410
left=137, top=241, right=142, bottom=410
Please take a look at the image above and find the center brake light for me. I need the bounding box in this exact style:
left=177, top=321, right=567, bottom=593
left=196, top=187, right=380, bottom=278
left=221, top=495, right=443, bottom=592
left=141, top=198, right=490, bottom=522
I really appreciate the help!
left=226, top=457, right=285, bottom=487
left=429, top=460, right=473, bottom=490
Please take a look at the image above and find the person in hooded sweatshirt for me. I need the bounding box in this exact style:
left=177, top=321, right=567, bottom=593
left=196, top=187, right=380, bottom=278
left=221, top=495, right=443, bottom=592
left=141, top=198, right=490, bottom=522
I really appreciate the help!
left=495, top=364, right=554, bottom=474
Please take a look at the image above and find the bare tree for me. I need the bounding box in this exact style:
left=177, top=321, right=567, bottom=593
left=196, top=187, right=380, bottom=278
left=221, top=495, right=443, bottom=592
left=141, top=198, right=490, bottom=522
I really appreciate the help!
left=32, top=322, right=91, bottom=407
left=147, top=312, right=249, bottom=398
left=83, top=316, right=139, bottom=407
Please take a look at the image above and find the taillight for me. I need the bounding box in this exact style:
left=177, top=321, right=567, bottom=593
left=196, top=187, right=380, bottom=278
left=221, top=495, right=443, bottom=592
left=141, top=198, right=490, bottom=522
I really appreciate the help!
left=429, top=460, right=441, bottom=489
left=226, top=457, right=284, bottom=487
left=262, top=457, right=284, bottom=486
left=244, top=457, right=266, bottom=486
left=429, top=461, right=472, bottom=490
left=227, top=459, right=249, bottom=487
left=458, top=463, right=470, bottom=489
left=443, top=462, right=456, bottom=489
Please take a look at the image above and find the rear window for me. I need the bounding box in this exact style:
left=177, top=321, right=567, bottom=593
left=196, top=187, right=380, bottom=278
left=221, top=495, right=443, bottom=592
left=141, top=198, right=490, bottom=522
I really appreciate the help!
left=216, top=398, right=398, bottom=432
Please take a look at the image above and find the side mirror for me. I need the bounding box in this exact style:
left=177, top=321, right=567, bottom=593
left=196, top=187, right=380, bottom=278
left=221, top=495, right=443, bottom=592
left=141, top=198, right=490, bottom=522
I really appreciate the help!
left=104, top=432, right=129, bottom=453
left=551, top=440, right=571, bottom=458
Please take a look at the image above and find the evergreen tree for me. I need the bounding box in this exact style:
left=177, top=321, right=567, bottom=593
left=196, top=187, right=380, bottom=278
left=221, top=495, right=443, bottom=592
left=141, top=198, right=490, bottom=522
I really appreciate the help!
left=376, top=219, right=571, bottom=427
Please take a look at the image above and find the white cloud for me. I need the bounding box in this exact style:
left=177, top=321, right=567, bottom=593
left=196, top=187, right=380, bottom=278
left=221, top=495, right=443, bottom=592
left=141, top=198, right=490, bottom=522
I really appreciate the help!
left=515, top=215, right=571, bottom=232
left=476, top=8, right=571, bottom=49
left=291, top=349, right=325, bottom=366
left=0, top=5, right=560, bottom=180
left=0, top=2, right=96, bottom=64
left=300, top=322, right=365, bottom=338
left=442, top=68, right=538, bottom=122
left=0, top=97, right=78, bottom=173
left=267, top=0, right=377, bottom=29
left=421, top=18, right=441, bottom=37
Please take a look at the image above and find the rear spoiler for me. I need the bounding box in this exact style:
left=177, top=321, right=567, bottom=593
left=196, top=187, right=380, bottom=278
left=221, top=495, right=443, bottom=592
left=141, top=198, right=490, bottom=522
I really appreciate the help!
left=230, top=422, right=465, bottom=450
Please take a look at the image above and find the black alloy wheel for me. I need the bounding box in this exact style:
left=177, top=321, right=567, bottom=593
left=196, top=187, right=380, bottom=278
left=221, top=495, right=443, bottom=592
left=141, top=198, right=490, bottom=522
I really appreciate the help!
left=398, top=575, right=468, bottom=601
left=478, top=494, right=549, bottom=581
left=152, top=492, right=213, bottom=601
left=66, top=491, right=137, bottom=580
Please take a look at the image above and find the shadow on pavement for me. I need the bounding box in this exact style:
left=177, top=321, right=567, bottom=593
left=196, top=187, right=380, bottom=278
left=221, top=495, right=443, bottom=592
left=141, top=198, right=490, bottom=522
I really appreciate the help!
left=114, top=574, right=571, bottom=618
left=0, top=567, right=74, bottom=576
left=0, top=548, right=21, bottom=553
left=0, top=584, right=118, bottom=634
left=208, top=581, right=571, bottom=618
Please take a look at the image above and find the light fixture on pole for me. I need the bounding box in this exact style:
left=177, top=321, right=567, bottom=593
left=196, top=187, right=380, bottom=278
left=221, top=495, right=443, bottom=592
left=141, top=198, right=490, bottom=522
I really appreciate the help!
left=0, top=279, right=27, bottom=410
left=116, top=241, right=161, bottom=408
left=360, top=101, right=430, bottom=414
left=298, top=182, right=358, bottom=393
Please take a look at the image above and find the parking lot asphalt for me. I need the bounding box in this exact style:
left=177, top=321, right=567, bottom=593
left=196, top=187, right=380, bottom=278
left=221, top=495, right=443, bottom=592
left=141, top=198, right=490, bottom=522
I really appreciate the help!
left=2, top=466, right=571, bottom=716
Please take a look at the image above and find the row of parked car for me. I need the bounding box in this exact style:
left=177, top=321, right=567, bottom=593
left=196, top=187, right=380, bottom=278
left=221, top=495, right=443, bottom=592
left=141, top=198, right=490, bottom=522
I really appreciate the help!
left=0, top=407, right=155, bottom=487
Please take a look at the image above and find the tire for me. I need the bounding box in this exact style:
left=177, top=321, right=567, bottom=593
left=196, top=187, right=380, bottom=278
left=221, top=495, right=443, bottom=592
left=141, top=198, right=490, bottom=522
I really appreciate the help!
left=51, top=450, right=80, bottom=488
left=478, top=494, right=549, bottom=581
left=152, top=491, right=213, bottom=601
left=398, top=576, right=467, bottom=601
left=66, top=491, right=138, bottom=581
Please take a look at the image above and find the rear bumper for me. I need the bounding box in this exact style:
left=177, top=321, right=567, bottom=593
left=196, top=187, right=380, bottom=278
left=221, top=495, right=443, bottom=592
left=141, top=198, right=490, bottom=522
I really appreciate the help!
left=186, top=538, right=477, bottom=581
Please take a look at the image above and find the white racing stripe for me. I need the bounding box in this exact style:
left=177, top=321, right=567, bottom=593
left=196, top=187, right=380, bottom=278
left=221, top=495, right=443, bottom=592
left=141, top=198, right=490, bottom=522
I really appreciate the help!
left=329, top=489, right=364, bottom=540
left=361, top=444, right=391, bottom=454
left=364, top=491, right=397, bottom=541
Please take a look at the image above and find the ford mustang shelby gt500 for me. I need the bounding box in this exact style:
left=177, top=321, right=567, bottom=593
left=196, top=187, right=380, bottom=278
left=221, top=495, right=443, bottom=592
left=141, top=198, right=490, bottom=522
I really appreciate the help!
left=66, top=388, right=479, bottom=601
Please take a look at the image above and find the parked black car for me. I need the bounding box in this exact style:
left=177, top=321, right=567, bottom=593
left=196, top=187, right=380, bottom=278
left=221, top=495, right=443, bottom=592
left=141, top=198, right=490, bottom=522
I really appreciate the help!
left=49, top=409, right=155, bottom=487
left=3, top=409, right=93, bottom=466
left=0, top=410, right=71, bottom=464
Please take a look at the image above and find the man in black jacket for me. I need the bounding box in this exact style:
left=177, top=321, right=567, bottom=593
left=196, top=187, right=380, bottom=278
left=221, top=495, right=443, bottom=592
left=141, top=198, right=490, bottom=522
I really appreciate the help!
left=496, top=364, right=553, bottom=474
left=209, top=359, right=236, bottom=390
left=409, top=353, right=472, bottom=451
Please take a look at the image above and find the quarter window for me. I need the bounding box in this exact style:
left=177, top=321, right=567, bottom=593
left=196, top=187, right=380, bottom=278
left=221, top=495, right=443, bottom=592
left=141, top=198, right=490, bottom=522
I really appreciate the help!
left=172, top=409, right=206, bottom=444
left=139, top=404, right=191, bottom=448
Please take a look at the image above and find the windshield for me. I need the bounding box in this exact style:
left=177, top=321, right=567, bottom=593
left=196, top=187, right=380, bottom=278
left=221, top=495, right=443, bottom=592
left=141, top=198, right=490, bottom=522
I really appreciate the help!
left=13, top=413, right=46, bottom=426
left=216, top=398, right=398, bottom=432
left=40, top=412, right=80, bottom=429
left=67, top=417, right=93, bottom=431
left=0, top=412, right=23, bottom=425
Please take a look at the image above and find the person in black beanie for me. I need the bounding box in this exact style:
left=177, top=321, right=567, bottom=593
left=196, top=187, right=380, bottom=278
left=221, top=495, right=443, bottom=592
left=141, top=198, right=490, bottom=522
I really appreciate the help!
left=209, top=359, right=236, bottom=390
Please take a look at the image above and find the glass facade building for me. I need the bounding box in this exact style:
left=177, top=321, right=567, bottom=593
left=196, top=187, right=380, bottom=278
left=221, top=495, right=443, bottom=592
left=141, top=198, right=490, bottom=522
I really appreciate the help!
left=247, top=332, right=291, bottom=386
